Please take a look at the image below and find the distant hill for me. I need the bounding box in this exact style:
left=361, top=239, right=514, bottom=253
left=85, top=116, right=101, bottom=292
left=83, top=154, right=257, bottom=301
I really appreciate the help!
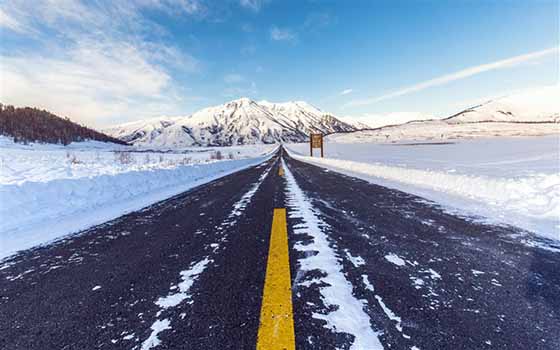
left=105, top=98, right=356, bottom=147
left=0, top=104, right=128, bottom=145
left=326, top=86, right=560, bottom=143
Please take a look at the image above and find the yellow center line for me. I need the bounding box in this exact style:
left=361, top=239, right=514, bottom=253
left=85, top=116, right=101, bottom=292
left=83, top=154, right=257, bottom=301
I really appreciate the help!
left=257, top=208, right=295, bottom=350
left=278, top=165, right=284, bottom=176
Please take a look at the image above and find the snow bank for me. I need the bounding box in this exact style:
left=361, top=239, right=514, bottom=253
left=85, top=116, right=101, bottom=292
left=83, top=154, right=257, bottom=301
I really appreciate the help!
left=0, top=136, right=275, bottom=185
left=286, top=139, right=559, bottom=241
left=0, top=153, right=272, bottom=259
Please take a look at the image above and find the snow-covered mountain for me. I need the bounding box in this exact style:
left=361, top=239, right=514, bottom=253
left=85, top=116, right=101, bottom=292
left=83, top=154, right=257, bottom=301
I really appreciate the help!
left=327, top=86, right=560, bottom=143
left=445, top=86, right=560, bottom=124
left=103, top=117, right=179, bottom=145
left=105, top=98, right=356, bottom=147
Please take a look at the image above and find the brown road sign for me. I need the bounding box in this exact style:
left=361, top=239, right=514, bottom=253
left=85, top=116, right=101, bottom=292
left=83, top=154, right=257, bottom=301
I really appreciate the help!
left=309, top=133, right=324, bottom=157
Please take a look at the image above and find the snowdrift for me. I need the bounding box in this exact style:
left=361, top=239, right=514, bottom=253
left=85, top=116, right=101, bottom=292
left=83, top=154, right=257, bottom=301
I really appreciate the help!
left=0, top=154, right=271, bottom=259
left=286, top=142, right=559, bottom=241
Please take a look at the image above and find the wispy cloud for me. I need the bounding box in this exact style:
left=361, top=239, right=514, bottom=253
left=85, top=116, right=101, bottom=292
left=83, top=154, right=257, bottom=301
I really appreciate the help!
left=346, top=47, right=559, bottom=107
left=0, top=8, right=29, bottom=33
left=270, top=26, right=297, bottom=42
left=1, top=40, right=182, bottom=126
left=340, top=89, right=353, bottom=96
left=223, top=81, right=257, bottom=98
left=0, top=0, right=203, bottom=126
left=303, top=12, right=332, bottom=32
left=239, top=0, right=265, bottom=12
left=224, top=73, right=245, bottom=84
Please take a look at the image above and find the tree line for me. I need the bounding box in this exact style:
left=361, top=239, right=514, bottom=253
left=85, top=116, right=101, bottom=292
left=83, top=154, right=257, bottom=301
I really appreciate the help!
left=0, top=104, right=128, bottom=145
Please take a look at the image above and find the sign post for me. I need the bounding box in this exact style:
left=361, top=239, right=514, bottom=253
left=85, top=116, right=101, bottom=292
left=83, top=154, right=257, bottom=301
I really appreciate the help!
left=309, top=133, right=324, bottom=157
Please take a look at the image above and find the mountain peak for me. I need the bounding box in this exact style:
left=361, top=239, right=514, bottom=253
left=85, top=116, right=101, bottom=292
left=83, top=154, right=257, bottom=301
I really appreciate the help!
left=106, top=99, right=356, bottom=147
left=227, top=97, right=255, bottom=105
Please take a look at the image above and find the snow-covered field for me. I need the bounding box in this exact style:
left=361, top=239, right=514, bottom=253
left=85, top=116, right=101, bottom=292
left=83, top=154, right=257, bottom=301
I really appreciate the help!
left=0, top=136, right=274, bottom=185
left=0, top=137, right=275, bottom=258
left=287, top=136, right=560, bottom=241
left=327, top=122, right=559, bottom=144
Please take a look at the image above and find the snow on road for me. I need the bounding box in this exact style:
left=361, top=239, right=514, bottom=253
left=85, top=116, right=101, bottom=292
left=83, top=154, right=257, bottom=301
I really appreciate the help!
left=141, top=258, right=210, bottom=350
left=138, top=163, right=272, bottom=349
left=287, top=136, right=560, bottom=241
left=282, top=159, right=384, bottom=350
left=0, top=138, right=276, bottom=259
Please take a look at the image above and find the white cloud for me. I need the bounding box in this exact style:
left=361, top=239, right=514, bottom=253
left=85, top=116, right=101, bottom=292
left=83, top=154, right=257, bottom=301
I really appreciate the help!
left=347, top=47, right=559, bottom=107
left=239, top=0, right=263, bottom=12
left=145, top=0, right=206, bottom=16
left=0, top=1, right=202, bottom=126
left=0, top=8, right=28, bottom=33
left=224, top=73, right=245, bottom=84
left=270, top=26, right=297, bottom=42
left=340, top=89, right=353, bottom=95
left=0, top=41, right=183, bottom=127
left=303, top=12, right=332, bottom=32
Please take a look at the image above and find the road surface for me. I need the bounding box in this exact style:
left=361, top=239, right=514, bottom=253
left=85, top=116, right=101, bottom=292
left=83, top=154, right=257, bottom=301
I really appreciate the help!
left=1, top=148, right=559, bottom=350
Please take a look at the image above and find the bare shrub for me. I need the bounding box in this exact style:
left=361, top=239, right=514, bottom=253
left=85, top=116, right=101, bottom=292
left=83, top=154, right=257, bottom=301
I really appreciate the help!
left=114, top=151, right=133, bottom=165
left=228, top=152, right=235, bottom=160
left=210, top=150, right=223, bottom=160
left=69, top=154, right=82, bottom=164
left=179, top=156, right=192, bottom=165
left=66, top=151, right=82, bottom=164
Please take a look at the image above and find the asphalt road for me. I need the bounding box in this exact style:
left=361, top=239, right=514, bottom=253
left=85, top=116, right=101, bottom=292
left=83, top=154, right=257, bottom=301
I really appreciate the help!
left=1, top=147, right=559, bottom=350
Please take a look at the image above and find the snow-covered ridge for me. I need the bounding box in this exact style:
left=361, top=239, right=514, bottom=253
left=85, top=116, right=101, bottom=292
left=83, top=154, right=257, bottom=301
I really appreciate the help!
left=328, top=86, right=560, bottom=143
left=445, top=86, right=560, bottom=124
left=105, top=98, right=356, bottom=147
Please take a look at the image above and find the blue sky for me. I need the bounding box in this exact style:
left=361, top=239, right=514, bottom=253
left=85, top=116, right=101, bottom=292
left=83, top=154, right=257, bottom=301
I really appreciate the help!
left=0, top=0, right=558, bottom=127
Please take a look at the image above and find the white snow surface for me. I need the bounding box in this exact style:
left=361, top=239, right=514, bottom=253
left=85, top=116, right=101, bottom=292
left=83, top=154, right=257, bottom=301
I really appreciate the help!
left=0, top=138, right=275, bottom=259
left=283, top=159, right=383, bottom=350
left=141, top=319, right=171, bottom=350
left=287, top=136, right=560, bottom=241
left=328, top=121, right=559, bottom=144
left=142, top=257, right=210, bottom=350
left=0, top=136, right=274, bottom=185
left=156, top=258, right=211, bottom=309
left=385, top=254, right=406, bottom=267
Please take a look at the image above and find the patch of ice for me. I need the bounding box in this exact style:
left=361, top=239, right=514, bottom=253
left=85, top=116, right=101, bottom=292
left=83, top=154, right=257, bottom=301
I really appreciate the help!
left=374, top=295, right=404, bottom=334
left=385, top=253, right=406, bottom=267
left=345, top=250, right=365, bottom=267
left=156, top=258, right=211, bottom=309
left=362, top=275, right=375, bottom=292
left=141, top=319, right=171, bottom=350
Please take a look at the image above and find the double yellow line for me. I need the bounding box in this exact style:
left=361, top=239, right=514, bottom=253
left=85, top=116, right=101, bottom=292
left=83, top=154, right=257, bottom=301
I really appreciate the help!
left=257, top=164, right=295, bottom=349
